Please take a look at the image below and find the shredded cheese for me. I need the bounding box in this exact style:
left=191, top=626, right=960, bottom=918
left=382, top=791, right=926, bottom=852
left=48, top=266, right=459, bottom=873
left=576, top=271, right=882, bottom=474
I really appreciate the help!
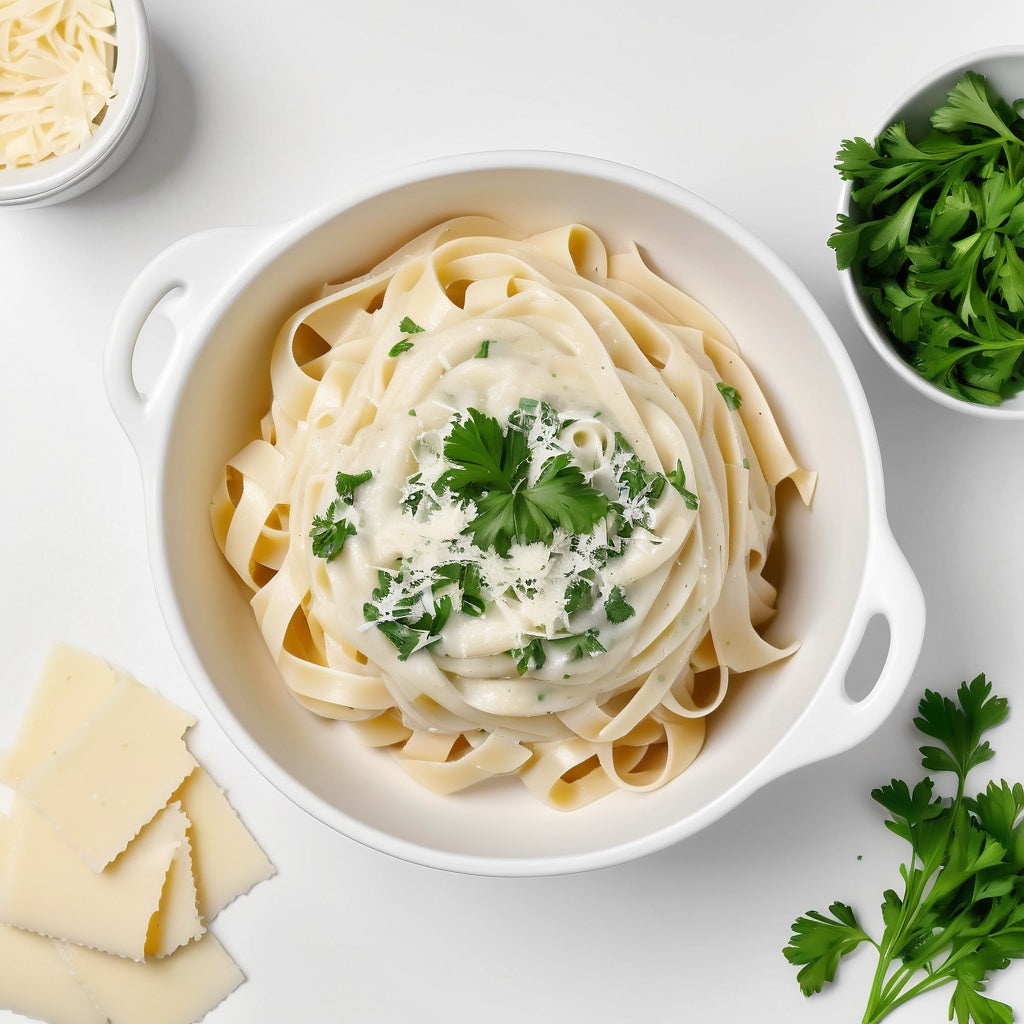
left=0, top=0, right=117, bottom=170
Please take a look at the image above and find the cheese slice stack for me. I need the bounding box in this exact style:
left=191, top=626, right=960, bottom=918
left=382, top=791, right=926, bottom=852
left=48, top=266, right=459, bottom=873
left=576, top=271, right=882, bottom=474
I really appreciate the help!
left=0, top=643, right=275, bottom=1024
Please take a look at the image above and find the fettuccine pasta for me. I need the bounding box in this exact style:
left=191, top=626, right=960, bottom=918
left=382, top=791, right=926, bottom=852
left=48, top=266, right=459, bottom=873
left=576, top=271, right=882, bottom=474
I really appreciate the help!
left=211, top=217, right=814, bottom=809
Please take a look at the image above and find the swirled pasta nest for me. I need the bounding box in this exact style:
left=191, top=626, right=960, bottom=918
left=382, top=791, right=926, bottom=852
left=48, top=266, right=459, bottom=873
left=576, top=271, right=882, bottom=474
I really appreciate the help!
left=212, top=217, right=814, bottom=809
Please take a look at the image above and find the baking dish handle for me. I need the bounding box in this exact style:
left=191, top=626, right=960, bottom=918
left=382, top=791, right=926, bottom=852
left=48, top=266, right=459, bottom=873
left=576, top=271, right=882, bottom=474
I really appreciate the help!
left=763, top=521, right=925, bottom=781
left=104, top=226, right=272, bottom=460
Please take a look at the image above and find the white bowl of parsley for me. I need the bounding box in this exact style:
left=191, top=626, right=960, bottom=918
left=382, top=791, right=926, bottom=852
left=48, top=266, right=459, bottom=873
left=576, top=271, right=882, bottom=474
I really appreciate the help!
left=104, top=151, right=924, bottom=875
left=833, top=47, right=1024, bottom=415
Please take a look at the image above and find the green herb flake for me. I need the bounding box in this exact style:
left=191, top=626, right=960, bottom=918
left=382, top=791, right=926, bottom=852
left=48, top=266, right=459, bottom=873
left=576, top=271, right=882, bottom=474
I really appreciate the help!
left=310, top=510, right=356, bottom=561
left=375, top=620, right=426, bottom=661
left=398, top=316, right=425, bottom=334
left=388, top=339, right=415, bottom=357
left=666, top=459, right=699, bottom=511
left=364, top=572, right=453, bottom=661
left=569, top=628, right=606, bottom=661
left=310, top=469, right=372, bottom=560
left=511, top=637, right=546, bottom=675
left=564, top=575, right=595, bottom=615
left=604, top=586, right=634, bottom=624
left=784, top=674, right=1024, bottom=1022
left=717, top=382, right=743, bottom=409
left=334, top=469, right=372, bottom=505
left=475, top=338, right=494, bottom=359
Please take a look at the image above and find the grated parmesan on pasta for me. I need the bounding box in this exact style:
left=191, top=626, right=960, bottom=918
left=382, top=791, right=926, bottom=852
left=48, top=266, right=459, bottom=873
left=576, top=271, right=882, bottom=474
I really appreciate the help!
left=0, top=0, right=117, bottom=170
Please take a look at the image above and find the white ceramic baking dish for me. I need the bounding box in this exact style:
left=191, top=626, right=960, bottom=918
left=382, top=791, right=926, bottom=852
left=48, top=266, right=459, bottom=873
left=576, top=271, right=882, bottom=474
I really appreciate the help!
left=105, top=151, right=925, bottom=876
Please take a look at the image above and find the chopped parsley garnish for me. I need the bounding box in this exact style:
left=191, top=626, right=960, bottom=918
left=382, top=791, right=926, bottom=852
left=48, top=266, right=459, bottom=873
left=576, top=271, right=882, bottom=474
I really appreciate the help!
left=334, top=469, right=372, bottom=504
left=568, top=627, right=606, bottom=661
left=475, top=338, right=494, bottom=358
left=666, top=459, right=699, bottom=510
left=563, top=574, right=595, bottom=615
left=388, top=317, right=425, bottom=357
left=612, top=432, right=666, bottom=502
left=717, top=382, right=743, bottom=409
left=432, top=561, right=486, bottom=616
left=310, top=516, right=356, bottom=561
left=603, top=586, right=635, bottom=624
left=511, top=637, right=546, bottom=675
left=362, top=568, right=454, bottom=661
left=310, top=469, right=372, bottom=561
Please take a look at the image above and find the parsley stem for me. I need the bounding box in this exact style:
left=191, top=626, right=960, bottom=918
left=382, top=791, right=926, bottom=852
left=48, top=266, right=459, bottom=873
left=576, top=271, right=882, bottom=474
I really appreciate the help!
left=864, top=968, right=956, bottom=1024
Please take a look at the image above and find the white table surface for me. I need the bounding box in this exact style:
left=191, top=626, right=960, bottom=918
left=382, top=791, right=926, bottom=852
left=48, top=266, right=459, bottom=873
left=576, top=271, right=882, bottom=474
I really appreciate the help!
left=4, top=2, right=1024, bottom=1022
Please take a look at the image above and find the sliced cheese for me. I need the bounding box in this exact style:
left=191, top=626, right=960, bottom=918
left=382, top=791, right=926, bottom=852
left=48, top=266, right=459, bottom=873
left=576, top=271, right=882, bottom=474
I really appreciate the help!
left=0, top=642, right=119, bottom=788
left=0, top=795, right=187, bottom=961
left=21, top=677, right=198, bottom=870
left=145, top=823, right=203, bottom=959
left=0, top=922, right=105, bottom=1024
left=62, top=933, right=245, bottom=1024
left=173, top=768, right=276, bottom=923
left=0, top=643, right=274, bottom=1024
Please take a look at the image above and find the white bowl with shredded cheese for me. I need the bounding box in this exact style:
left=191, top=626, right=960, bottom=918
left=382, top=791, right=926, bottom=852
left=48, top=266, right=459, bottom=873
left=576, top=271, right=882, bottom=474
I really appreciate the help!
left=105, top=152, right=926, bottom=875
left=0, top=0, right=154, bottom=208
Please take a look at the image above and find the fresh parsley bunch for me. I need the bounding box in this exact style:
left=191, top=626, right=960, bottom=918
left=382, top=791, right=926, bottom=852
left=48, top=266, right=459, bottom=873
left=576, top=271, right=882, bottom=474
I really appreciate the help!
left=830, top=72, right=1024, bottom=405
left=784, top=675, right=1024, bottom=1023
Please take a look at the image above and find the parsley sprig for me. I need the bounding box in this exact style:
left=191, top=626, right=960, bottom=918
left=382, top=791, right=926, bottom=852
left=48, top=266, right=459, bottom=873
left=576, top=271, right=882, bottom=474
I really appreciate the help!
left=784, top=675, right=1024, bottom=1024
left=441, top=401, right=610, bottom=557
left=310, top=470, right=372, bottom=561
left=830, top=71, right=1024, bottom=405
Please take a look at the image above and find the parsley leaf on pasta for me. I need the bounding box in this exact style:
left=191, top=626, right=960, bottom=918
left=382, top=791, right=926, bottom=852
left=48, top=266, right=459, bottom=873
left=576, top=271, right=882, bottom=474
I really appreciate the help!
left=389, top=317, right=425, bottom=357
left=666, top=459, right=699, bottom=510
left=335, top=469, right=372, bottom=504
left=717, top=382, right=743, bottom=409
left=441, top=404, right=608, bottom=556
left=604, top=586, right=635, bottom=624
left=511, top=637, right=546, bottom=675
left=310, top=470, right=372, bottom=561
left=310, top=512, right=356, bottom=561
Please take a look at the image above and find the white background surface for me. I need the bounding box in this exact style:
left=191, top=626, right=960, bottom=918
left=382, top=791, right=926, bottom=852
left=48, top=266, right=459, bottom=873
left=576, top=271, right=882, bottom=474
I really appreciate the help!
left=4, top=1, right=1024, bottom=1022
